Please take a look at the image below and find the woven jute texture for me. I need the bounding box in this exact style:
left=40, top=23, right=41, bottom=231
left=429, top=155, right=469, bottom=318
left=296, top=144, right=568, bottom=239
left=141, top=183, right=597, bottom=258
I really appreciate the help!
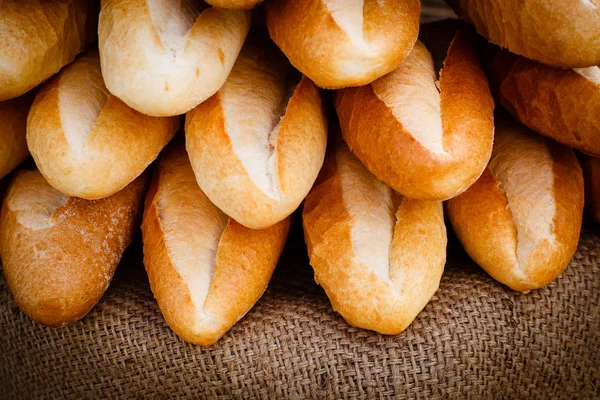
left=1, top=218, right=599, bottom=399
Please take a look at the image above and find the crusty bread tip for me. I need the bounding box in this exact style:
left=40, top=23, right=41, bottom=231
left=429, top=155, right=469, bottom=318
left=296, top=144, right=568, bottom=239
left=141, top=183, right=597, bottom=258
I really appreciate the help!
left=447, top=115, right=584, bottom=293
left=266, top=0, right=421, bottom=89
left=142, top=143, right=290, bottom=345
left=0, top=0, right=98, bottom=101
left=0, top=170, right=146, bottom=327
left=99, top=0, right=251, bottom=116
left=335, top=20, right=494, bottom=201
left=185, top=35, right=328, bottom=229
left=27, top=49, right=179, bottom=200
left=484, top=45, right=600, bottom=157
left=302, top=135, right=447, bottom=334
left=446, top=0, right=600, bottom=68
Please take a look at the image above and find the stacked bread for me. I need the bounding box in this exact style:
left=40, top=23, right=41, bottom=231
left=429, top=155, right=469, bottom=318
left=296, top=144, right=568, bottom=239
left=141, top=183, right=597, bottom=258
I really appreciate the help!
left=443, top=0, right=597, bottom=291
left=0, top=0, right=596, bottom=344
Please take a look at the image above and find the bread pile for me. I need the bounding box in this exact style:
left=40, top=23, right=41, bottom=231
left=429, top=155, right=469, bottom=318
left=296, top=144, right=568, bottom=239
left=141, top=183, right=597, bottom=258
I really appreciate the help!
left=0, top=0, right=597, bottom=345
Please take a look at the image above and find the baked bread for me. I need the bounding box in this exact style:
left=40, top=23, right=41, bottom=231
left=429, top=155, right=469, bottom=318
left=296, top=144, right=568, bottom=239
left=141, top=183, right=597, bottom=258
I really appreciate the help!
left=0, top=93, right=34, bottom=180
left=265, top=0, right=420, bottom=89
left=0, top=170, right=145, bottom=327
left=0, top=0, right=98, bottom=101
left=485, top=45, right=600, bottom=157
left=142, top=142, right=290, bottom=346
left=185, top=36, right=328, bottom=229
left=99, top=0, right=251, bottom=116
left=27, top=49, right=179, bottom=200
left=580, top=154, right=600, bottom=223
left=334, top=20, right=494, bottom=201
left=447, top=114, right=584, bottom=293
left=446, top=0, right=600, bottom=68
left=302, top=136, right=447, bottom=334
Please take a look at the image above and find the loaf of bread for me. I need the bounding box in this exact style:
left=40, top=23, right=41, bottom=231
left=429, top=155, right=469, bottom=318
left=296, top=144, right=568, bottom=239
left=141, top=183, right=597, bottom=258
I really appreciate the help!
left=142, top=143, right=290, bottom=346
left=0, top=0, right=98, bottom=101
left=98, top=0, right=251, bottom=117
left=447, top=115, right=584, bottom=293
left=0, top=170, right=145, bottom=327
left=0, top=93, right=34, bottom=180
left=334, top=21, right=494, bottom=201
left=265, top=0, right=420, bottom=89
left=446, top=0, right=600, bottom=68
left=302, top=136, right=447, bottom=334
left=185, top=36, right=327, bottom=229
left=580, top=154, right=600, bottom=223
left=484, top=46, right=600, bottom=157
left=205, top=0, right=262, bottom=8
left=27, top=49, right=179, bottom=200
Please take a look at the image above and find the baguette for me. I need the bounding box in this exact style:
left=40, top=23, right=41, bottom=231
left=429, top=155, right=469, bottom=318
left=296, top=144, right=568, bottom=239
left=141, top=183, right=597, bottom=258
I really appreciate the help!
left=302, top=136, right=447, bottom=334
left=445, top=0, right=600, bottom=68
left=0, top=170, right=145, bottom=327
left=205, top=0, right=262, bottom=8
left=484, top=46, right=600, bottom=156
left=0, top=94, right=34, bottom=180
left=580, top=154, right=600, bottom=223
left=185, top=36, right=328, bottom=229
left=447, top=115, right=584, bottom=293
left=27, top=49, right=179, bottom=200
left=265, top=0, right=420, bottom=89
left=0, top=0, right=98, bottom=101
left=142, top=143, right=290, bottom=346
left=99, top=0, right=251, bottom=117
left=334, top=20, right=494, bottom=201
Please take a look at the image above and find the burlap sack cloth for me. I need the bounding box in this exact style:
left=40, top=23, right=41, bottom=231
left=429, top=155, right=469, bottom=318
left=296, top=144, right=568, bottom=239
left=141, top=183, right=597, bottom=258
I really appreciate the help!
left=1, top=216, right=599, bottom=399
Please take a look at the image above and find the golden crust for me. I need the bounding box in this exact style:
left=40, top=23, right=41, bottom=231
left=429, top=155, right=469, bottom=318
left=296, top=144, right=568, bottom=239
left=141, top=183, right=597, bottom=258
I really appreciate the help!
left=141, top=143, right=290, bottom=346
left=335, top=22, right=494, bottom=200
left=302, top=137, right=446, bottom=334
left=266, top=0, right=420, bottom=89
left=0, top=0, right=98, bottom=101
left=205, top=0, right=262, bottom=9
left=580, top=154, right=600, bottom=223
left=446, top=168, right=521, bottom=289
left=185, top=37, right=327, bottom=229
left=533, top=141, right=584, bottom=286
left=99, top=0, right=250, bottom=116
left=0, top=93, right=34, bottom=180
left=485, top=46, right=600, bottom=156
left=0, top=170, right=145, bottom=327
left=26, top=49, right=179, bottom=200
left=447, top=117, right=584, bottom=292
left=446, top=0, right=600, bottom=68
